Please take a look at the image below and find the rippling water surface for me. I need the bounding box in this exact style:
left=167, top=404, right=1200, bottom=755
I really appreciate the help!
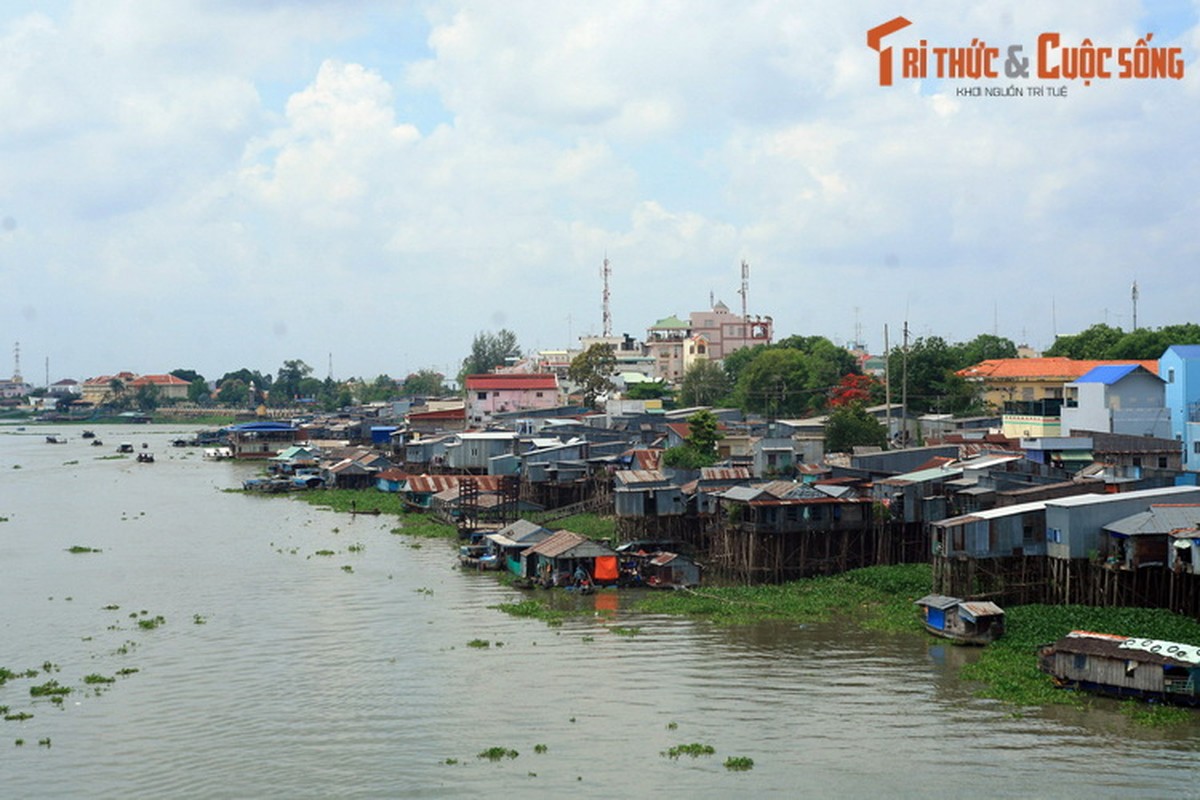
left=3, top=425, right=1199, bottom=798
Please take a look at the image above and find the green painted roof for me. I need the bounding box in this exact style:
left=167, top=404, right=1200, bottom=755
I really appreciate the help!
left=651, top=314, right=689, bottom=329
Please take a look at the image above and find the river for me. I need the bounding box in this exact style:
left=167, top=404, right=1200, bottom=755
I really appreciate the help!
left=2, top=424, right=1198, bottom=798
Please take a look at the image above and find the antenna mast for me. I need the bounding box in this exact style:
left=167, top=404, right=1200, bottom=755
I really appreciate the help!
left=738, top=260, right=749, bottom=350
left=601, top=256, right=612, bottom=338
left=1131, top=281, right=1139, bottom=331
left=12, top=341, right=22, bottom=383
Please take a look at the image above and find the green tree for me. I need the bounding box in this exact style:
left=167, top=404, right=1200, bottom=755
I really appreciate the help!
left=134, top=383, right=161, bottom=411
left=403, top=369, right=447, bottom=397
left=567, top=343, right=617, bottom=408
left=955, top=334, right=1017, bottom=366
left=460, top=329, right=521, bottom=383
left=679, top=360, right=731, bottom=406
left=187, top=378, right=210, bottom=404
left=662, top=409, right=724, bottom=469
left=357, top=374, right=401, bottom=403
left=273, top=360, right=313, bottom=405
left=216, top=379, right=249, bottom=406
left=624, top=380, right=670, bottom=400
left=888, top=336, right=980, bottom=415
left=170, top=368, right=204, bottom=384
left=733, top=348, right=813, bottom=417
left=1044, top=323, right=1125, bottom=359
left=824, top=403, right=887, bottom=452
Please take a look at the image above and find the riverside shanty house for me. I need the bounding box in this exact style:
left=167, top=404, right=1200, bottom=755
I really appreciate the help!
left=717, top=481, right=871, bottom=533
left=1038, top=631, right=1200, bottom=706
left=484, top=520, right=554, bottom=575
left=520, top=530, right=619, bottom=586
left=223, top=421, right=298, bottom=459
left=1101, top=504, right=1200, bottom=571
left=614, top=470, right=686, bottom=517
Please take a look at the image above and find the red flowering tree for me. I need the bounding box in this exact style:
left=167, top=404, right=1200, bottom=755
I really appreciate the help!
left=828, top=373, right=880, bottom=408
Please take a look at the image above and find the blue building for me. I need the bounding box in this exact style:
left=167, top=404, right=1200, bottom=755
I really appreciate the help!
left=1160, top=345, right=1200, bottom=472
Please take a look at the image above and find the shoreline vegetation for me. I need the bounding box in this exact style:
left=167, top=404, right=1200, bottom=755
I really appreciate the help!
left=259, top=489, right=1200, bottom=726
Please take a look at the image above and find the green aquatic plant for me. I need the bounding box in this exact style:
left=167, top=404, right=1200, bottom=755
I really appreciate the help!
left=103, top=604, right=120, bottom=611
left=137, top=615, right=166, bottom=630
left=341, top=565, right=353, bottom=573
left=66, top=545, right=101, bottom=554
left=724, top=756, right=755, bottom=771
left=533, top=744, right=548, bottom=754
left=477, top=747, right=518, bottom=761
left=610, top=626, right=641, bottom=637
left=467, top=639, right=490, bottom=648
left=29, top=680, right=71, bottom=697
left=663, top=743, right=715, bottom=759
left=5, top=712, right=33, bottom=721
left=314, top=550, right=335, bottom=557
left=193, top=614, right=207, bottom=625
left=116, top=668, right=139, bottom=677
left=83, top=674, right=116, bottom=685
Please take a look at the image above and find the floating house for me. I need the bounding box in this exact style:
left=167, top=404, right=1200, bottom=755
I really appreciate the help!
left=915, top=594, right=1005, bottom=644
left=640, top=552, right=701, bottom=589
left=223, top=421, right=298, bottom=459
left=484, top=520, right=555, bottom=575
left=1039, top=631, right=1200, bottom=706
left=520, top=531, right=619, bottom=586
left=1102, top=504, right=1200, bottom=571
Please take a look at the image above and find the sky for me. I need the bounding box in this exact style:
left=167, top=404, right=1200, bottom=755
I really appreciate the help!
left=2, top=1, right=1198, bottom=385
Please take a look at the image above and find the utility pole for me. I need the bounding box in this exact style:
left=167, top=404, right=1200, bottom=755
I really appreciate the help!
left=601, top=255, right=612, bottom=338
left=901, top=321, right=909, bottom=448
left=738, top=259, right=749, bottom=351
left=884, top=324, right=891, bottom=447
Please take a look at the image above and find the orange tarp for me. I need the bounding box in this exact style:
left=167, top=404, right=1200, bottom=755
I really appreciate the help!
left=593, top=555, right=618, bottom=581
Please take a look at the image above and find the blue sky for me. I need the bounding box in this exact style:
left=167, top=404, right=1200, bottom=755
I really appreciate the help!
left=2, top=1, right=1198, bottom=384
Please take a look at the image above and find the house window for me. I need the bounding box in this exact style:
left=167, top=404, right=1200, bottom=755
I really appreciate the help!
left=1194, top=442, right=1200, bottom=455
left=1132, top=457, right=1142, bottom=468
left=1159, top=456, right=1168, bottom=469
left=536, top=392, right=543, bottom=398
left=476, top=392, right=487, bottom=401
left=1074, top=653, right=1087, bottom=670
left=1023, top=525, right=1035, bottom=545
left=492, top=392, right=499, bottom=398
left=1169, top=368, right=1175, bottom=383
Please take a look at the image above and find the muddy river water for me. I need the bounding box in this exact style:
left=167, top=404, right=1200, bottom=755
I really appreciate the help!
left=2, top=425, right=1198, bottom=798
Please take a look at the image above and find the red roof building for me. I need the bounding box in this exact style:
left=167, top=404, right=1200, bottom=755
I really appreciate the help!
left=465, top=373, right=560, bottom=426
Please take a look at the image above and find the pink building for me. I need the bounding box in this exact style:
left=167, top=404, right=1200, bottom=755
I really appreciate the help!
left=465, top=373, right=560, bottom=426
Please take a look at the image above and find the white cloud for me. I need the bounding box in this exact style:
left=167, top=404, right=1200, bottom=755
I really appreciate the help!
left=1, top=1, right=1198, bottom=380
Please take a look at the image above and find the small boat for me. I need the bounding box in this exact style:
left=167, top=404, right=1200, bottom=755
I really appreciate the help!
left=117, top=442, right=135, bottom=453
left=81, top=430, right=96, bottom=439
left=46, top=435, right=67, bottom=444
left=137, top=452, right=155, bottom=463
left=1039, top=631, right=1200, bottom=706
left=915, top=594, right=1004, bottom=645
left=91, top=439, right=104, bottom=447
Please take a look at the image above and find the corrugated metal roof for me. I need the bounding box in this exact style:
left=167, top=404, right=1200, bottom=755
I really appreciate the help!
left=523, top=530, right=614, bottom=559
left=700, top=467, right=751, bottom=481
left=1073, top=364, right=1145, bottom=385
left=1104, top=504, right=1200, bottom=537
left=915, top=594, right=962, bottom=610
left=958, top=601, right=1004, bottom=619
left=464, top=373, right=558, bottom=390
left=1056, top=631, right=1200, bottom=666
left=614, top=469, right=667, bottom=486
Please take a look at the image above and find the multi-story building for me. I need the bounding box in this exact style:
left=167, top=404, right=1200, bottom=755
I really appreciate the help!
left=645, top=301, right=773, bottom=383
left=1161, top=345, right=1200, bottom=472
left=464, top=373, right=560, bottom=427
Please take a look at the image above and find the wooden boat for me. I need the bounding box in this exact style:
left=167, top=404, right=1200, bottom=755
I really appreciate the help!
left=117, top=442, right=135, bottom=453
left=45, top=435, right=67, bottom=444
left=137, top=452, right=155, bottom=463
left=81, top=430, right=96, bottom=439
left=1038, top=631, right=1200, bottom=706
left=915, top=594, right=1004, bottom=645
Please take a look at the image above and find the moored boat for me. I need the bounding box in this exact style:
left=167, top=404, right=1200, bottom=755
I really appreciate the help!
left=1038, top=631, right=1200, bottom=706
left=915, top=594, right=1005, bottom=645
